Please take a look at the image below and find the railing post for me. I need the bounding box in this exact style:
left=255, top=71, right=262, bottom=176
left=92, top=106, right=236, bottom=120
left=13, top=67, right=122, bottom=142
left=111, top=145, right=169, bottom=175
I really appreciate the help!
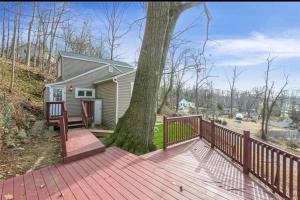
left=243, top=130, right=251, bottom=175
left=163, top=116, right=168, bottom=150
left=211, top=120, right=215, bottom=148
left=199, top=116, right=202, bottom=138
left=59, top=116, right=67, bottom=157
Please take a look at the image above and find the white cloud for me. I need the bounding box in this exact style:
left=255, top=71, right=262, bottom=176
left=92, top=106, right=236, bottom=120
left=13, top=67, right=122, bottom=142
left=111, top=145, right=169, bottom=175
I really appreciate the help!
left=207, top=31, right=300, bottom=66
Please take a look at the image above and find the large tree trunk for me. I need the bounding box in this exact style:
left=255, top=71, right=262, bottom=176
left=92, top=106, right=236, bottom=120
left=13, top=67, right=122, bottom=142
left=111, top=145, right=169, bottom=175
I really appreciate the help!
left=105, top=2, right=185, bottom=154
left=158, top=72, right=174, bottom=114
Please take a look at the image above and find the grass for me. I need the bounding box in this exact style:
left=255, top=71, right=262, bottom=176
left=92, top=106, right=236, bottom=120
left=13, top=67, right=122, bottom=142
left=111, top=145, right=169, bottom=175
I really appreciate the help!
left=153, top=122, right=194, bottom=149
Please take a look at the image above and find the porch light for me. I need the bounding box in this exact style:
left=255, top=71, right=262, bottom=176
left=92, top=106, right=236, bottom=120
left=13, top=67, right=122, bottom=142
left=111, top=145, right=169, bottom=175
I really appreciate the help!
left=69, top=85, right=73, bottom=92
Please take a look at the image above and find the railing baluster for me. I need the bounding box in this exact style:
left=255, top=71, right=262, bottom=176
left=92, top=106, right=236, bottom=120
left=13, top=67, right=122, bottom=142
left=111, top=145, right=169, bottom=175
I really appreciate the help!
left=283, top=154, right=287, bottom=196
left=289, top=157, right=293, bottom=199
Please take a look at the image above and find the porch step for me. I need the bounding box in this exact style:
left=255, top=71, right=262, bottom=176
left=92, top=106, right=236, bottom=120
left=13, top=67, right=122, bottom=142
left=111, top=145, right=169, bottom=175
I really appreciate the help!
left=64, top=128, right=105, bottom=163
left=68, top=123, right=85, bottom=128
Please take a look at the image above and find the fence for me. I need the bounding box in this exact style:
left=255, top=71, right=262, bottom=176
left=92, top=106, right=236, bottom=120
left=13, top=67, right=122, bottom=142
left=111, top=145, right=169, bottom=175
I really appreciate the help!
left=163, top=115, right=300, bottom=200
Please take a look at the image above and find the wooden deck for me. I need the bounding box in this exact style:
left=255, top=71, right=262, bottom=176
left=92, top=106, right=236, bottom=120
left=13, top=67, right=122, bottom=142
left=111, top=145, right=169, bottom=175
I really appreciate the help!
left=0, top=139, right=277, bottom=200
left=64, top=128, right=105, bottom=163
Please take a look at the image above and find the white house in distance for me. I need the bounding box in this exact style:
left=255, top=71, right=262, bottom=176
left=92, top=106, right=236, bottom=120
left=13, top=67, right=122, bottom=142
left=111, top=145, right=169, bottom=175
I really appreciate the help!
left=178, top=99, right=195, bottom=110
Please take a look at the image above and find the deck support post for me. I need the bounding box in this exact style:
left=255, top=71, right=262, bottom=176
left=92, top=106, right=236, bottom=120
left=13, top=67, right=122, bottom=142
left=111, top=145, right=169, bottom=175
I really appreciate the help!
left=243, top=130, right=251, bottom=175
left=199, top=116, right=202, bottom=139
left=163, top=115, right=168, bottom=150
left=210, top=120, right=215, bottom=148
left=59, top=116, right=67, bottom=157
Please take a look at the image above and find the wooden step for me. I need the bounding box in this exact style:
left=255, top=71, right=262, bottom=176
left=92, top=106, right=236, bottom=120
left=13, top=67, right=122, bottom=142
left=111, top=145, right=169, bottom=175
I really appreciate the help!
left=64, top=128, right=105, bottom=163
left=89, top=129, right=114, bottom=137
left=68, top=123, right=85, bottom=128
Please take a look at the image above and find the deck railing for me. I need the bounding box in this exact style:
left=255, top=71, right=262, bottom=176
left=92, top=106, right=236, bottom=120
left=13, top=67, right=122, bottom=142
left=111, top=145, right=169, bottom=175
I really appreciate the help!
left=58, top=114, right=67, bottom=157
left=45, top=101, right=66, bottom=125
left=163, top=115, right=300, bottom=199
left=81, top=100, right=94, bottom=127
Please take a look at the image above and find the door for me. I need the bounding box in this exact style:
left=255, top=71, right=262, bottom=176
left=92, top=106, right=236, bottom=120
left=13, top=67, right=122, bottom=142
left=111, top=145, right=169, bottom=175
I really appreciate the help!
left=94, top=99, right=102, bottom=125
left=49, top=86, right=66, bottom=116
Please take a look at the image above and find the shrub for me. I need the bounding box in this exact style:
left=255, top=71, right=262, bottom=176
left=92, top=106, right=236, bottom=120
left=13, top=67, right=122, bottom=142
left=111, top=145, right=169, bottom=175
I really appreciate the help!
left=222, top=120, right=227, bottom=126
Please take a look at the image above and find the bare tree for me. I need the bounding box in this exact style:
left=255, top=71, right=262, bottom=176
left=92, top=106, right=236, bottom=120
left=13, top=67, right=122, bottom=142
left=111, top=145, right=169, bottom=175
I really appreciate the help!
left=5, top=5, right=10, bottom=59
left=261, top=56, right=288, bottom=140
left=158, top=42, right=187, bottom=113
left=16, top=3, right=22, bottom=60
left=62, top=20, right=74, bottom=52
left=1, top=3, right=6, bottom=57
left=103, top=3, right=127, bottom=60
left=47, top=2, right=67, bottom=73
left=26, top=2, right=36, bottom=67
left=226, top=66, right=243, bottom=118
left=9, top=5, right=20, bottom=92
left=174, top=53, right=189, bottom=112
left=190, top=49, right=213, bottom=114
left=38, top=6, right=52, bottom=71
left=106, top=2, right=210, bottom=153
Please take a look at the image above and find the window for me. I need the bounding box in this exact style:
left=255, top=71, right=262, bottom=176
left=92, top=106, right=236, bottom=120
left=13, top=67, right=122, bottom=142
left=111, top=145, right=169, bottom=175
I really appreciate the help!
left=75, top=88, right=95, bottom=98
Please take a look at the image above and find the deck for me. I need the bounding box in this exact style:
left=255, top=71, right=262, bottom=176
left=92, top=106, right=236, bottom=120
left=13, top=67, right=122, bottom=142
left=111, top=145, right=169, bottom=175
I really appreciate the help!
left=0, top=139, right=277, bottom=200
left=64, top=128, right=105, bottom=163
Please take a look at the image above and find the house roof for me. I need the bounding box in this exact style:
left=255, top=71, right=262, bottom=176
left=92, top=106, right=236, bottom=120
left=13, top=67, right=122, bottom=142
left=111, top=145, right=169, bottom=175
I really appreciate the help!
left=59, top=51, right=134, bottom=68
left=93, top=70, right=136, bottom=85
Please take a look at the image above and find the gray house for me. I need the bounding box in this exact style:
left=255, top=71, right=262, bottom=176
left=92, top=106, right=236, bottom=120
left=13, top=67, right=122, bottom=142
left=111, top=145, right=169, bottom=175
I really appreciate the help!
left=44, top=52, right=136, bottom=129
left=17, top=43, right=55, bottom=63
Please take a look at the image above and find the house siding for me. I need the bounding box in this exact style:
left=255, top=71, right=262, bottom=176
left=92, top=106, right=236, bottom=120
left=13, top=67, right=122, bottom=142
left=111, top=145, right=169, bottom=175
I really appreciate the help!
left=95, top=81, right=116, bottom=129
left=61, top=57, right=106, bottom=80
left=117, top=71, right=136, bottom=121
left=64, top=66, right=115, bottom=116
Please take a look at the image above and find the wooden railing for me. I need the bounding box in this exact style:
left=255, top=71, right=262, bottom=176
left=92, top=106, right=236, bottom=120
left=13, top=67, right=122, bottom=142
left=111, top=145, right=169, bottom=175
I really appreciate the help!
left=81, top=100, right=94, bottom=127
left=46, top=101, right=66, bottom=124
left=163, top=115, right=201, bottom=149
left=163, top=115, right=300, bottom=199
left=58, top=115, right=67, bottom=157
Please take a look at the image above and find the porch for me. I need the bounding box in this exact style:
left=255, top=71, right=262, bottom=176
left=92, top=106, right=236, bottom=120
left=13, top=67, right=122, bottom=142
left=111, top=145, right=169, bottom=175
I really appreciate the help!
left=0, top=141, right=276, bottom=200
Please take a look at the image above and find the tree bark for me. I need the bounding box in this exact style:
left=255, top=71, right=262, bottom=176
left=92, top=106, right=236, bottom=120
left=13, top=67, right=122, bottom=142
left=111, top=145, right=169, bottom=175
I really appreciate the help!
left=9, top=8, right=18, bottom=92
left=5, top=10, right=10, bottom=59
left=26, top=2, right=35, bottom=67
left=105, top=2, right=197, bottom=153
left=1, top=3, right=5, bottom=57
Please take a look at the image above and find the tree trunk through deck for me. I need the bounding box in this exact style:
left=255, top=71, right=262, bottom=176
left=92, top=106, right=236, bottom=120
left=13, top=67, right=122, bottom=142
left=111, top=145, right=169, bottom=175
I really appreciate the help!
left=106, top=2, right=203, bottom=153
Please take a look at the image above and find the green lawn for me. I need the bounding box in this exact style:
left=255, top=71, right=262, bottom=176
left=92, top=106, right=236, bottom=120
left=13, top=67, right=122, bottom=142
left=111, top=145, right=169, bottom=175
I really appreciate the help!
left=153, top=122, right=194, bottom=149
left=97, top=123, right=194, bottom=150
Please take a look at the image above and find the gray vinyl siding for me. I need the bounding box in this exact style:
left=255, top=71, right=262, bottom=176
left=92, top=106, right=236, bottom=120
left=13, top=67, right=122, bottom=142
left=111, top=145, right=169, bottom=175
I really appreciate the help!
left=65, top=66, right=115, bottom=116
left=61, top=57, right=107, bottom=80
left=95, top=81, right=116, bottom=129
left=117, top=71, right=136, bottom=120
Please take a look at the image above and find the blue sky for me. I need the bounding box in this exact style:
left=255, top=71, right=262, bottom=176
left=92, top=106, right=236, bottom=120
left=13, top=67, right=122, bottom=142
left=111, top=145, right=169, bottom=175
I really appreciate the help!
left=5, top=2, right=300, bottom=91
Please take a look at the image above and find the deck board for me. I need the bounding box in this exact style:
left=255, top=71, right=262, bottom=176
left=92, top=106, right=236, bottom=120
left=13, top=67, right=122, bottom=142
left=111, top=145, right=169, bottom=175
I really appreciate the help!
left=64, top=128, right=105, bottom=163
left=0, top=139, right=278, bottom=200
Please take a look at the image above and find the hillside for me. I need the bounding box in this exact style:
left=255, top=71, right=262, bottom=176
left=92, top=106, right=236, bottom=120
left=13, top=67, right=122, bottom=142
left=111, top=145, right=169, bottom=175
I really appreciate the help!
left=0, top=58, right=60, bottom=180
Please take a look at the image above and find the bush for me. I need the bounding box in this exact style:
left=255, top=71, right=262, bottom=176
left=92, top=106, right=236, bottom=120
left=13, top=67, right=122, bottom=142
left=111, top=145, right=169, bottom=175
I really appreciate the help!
left=222, top=120, right=227, bottom=126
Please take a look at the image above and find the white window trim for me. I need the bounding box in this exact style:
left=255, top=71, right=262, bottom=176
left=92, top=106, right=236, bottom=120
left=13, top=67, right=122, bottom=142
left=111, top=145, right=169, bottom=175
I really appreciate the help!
left=75, top=88, right=95, bottom=98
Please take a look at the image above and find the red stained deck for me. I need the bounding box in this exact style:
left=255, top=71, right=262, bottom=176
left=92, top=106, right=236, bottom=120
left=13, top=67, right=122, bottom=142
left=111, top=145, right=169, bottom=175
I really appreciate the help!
left=64, top=128, right=105, bottom=163
left=0, top=139, right=277, bottom=200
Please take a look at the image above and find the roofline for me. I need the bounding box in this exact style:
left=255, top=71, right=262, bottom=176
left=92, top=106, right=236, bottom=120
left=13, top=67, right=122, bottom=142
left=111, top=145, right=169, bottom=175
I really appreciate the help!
left=93, top=69, right=136, bottom=85
left=93, top=77, right=114, bottom=85
left=59, top=53, right=134, bottom=69
left=46, top=64, right=110, bottom=86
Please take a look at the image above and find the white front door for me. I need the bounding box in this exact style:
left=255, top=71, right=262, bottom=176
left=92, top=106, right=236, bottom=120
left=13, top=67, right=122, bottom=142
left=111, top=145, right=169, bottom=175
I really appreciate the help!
left=49, top=86, right=66, bottom=116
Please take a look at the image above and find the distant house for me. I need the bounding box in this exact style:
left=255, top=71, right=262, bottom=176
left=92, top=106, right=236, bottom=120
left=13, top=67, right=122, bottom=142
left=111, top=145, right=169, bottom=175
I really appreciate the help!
left=178, top=99, right=195, bottom=110
left=17, top=43, right=55, bottom=63
left=44, top=52, right=136, bottom=129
